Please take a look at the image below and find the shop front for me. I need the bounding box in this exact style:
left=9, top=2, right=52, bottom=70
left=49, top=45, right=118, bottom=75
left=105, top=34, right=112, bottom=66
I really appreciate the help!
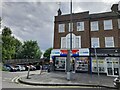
left=90, top=48, right=120, bottom=77
left=106, top=57, right=119, bottom=77
left=50, top=48, right=90, bottom=72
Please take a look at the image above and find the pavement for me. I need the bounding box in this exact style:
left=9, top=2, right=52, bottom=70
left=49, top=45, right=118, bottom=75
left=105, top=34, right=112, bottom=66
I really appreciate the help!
left=18, top=70, right=117, bottom=89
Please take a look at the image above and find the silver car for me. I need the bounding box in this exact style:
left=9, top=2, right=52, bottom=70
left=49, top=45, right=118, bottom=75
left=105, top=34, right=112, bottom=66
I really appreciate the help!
left=15, top=65, right=25, bottom=71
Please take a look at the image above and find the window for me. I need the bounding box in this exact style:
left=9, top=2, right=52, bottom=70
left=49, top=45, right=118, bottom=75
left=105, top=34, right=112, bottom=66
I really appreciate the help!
left=105, top=37, right=114, bottom=47
left=118, top=19, right=120, bottom=29
left=104, top=20, right=113, bottom=30
left=91, top=21, right=99, bottom=31
left=68, top=23, right=73, bottom=32
left=67, top=37, right=74, bottom=49
left=58, top=24, right=65, bottom=33
left=77, top=22, right=84, bottom=31
left=65, top=34, right=81, bottom=49
left=91, top=38, right=100, bottom=48
left=61, top=37, right=66, bottom=49
left=75, top=36, right=81, bottom=48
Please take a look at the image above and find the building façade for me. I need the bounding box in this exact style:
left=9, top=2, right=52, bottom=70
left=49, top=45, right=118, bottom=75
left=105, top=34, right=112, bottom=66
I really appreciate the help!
left=50, top=4, right=120, bottom=77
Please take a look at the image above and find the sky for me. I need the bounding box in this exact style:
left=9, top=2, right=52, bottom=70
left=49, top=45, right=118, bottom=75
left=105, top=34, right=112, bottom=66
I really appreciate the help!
left=1, top=0, right=120, bottom=53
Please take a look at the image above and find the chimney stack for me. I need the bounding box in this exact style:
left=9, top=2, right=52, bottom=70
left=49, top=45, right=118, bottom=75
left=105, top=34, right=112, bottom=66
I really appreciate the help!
left=58, top=8, right=62, bottom=16
left=111, top=4, right=118, bottom=12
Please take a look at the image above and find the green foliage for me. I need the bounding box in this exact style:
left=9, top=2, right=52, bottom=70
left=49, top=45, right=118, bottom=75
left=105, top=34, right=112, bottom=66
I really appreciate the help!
left=2, top=26, right=42, bottom=60
left=2, top=26, right=12, bottom=36
left=21, top=40, right=42, bottom=59
left=2, top=27, right=16, bottom=60
left=43, top=47, right=53, bottom=59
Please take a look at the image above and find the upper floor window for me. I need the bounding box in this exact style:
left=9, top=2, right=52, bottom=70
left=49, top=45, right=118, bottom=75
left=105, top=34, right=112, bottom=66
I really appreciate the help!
left=91, top=37, right=100, bottom=48
left=77, top=22, right=84, bottom=31
left=91, top=21, right=99, bottom=31
left=118, top=19, right=120, bottom=29
left=61, top=37, right=66, bottom=49
left=58, top=24, right=65, bottom=33
left=68, top=23, right=73, bottom=32
left=105, top=37, right=114, bottom=47
left=60, top=34, right=81, bottom=49
left=104, top=20, right=113, bottom=30
left=75, top=36, right=81, bottom=48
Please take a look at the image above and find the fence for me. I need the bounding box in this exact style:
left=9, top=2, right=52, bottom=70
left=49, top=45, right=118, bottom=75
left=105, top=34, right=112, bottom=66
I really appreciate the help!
left=2, top=59, right=44, bottom=65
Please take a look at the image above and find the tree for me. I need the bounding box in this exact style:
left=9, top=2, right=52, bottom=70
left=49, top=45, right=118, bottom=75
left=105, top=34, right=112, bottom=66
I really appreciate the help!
left=13, top=38, right=22, bottom=59
left=2, top=27, right=16, bottom=60
left=2, top=27, right=23, bottom=60
left=22, top=40, right=42, bottom=59
left=43, top=47, right=53, bottom=59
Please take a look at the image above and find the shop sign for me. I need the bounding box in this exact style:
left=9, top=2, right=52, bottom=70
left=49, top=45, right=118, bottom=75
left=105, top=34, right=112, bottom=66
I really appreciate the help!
left=60, top=49, right=79, bottom=55
left=60, top=50, right=68, bottom=54
left=51, top=49, right=89, bottom=56
left=79, top=48, right=89, bottom=56
left=51, top=49, right=60, bottom=56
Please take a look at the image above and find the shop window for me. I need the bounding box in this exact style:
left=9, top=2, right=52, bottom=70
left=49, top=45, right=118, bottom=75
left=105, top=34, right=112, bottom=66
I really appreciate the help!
left=77, top=22, right=84, bottom=31
left=104, top=20, right=113, bottom=30
left=58, top=24, right=65, bottom=33
left=92, top=58, right=106, bottom=73
left=55, top=57, right=66, bottom=70
left=75, top=57, right=88, bottom=71
left=91, top=21, right=99, bottom=31
left=105, top=37, right=114, bottom=47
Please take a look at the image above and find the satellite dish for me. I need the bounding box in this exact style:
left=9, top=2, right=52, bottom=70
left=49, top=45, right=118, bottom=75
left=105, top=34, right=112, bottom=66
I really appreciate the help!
left=118, top=1, right=120, bottom=10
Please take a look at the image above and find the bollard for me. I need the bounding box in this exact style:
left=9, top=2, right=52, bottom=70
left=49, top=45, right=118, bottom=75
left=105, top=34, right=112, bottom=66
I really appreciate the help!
left=40, top=65, right=42, bottom=75
left=26, top=66, right=30, bottom=79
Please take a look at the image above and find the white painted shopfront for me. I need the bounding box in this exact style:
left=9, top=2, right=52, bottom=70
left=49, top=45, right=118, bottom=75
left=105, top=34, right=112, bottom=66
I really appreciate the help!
left=92, top=57, right=119, bottom=77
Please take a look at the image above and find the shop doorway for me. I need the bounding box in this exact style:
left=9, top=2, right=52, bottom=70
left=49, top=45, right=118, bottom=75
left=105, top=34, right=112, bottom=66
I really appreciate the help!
left=54, top=57, right=66, bottom=70
left=71, top=57, right=75, bottom=73
left=106, top=58, right=119, bottom=76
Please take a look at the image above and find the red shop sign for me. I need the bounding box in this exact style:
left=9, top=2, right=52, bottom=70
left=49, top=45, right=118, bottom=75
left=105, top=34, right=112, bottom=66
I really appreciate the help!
left=60, top=50, right=79, bottom=54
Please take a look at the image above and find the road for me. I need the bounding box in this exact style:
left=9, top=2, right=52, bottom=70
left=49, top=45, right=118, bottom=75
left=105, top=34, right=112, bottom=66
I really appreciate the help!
left=1, top=71, right=117, bottom=90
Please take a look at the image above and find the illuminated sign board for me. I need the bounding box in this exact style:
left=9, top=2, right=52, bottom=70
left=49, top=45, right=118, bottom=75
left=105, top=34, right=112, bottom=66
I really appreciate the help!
left=51, top=48, right=89, bottom=56
left=79, top=48, right=89, bottom=56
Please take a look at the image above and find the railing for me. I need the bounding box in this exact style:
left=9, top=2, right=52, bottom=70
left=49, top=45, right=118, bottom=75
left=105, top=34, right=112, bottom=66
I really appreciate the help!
left=2, top=59, right=43, bottom=65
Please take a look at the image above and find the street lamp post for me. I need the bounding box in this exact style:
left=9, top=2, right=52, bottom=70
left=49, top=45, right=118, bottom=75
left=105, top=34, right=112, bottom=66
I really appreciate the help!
left=114, top=9, right=120, bottom=78
left=94, top=46, right=100, bottom=86
left=66, top=0, right=72, bottom=81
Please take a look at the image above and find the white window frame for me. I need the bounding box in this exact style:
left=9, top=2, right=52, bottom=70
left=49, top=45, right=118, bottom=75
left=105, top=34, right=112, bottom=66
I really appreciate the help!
left=104, top=20, right=113, bottom=30
left=105, top=37, right=114, bottom=47
left=68, top=23, right=73, bottom=32
left=118, top=19, right=120, bottom=29
left=58, top=24, right=65, bottom=33
left=91, top=37, right=100, bottom=48
left=77, top=22, right=84, bottom=31
left=75, top=36, right=81, bottom=48
left=61, top=37, right=66, bottom=49
left=91, top=21, right=99, bottom=31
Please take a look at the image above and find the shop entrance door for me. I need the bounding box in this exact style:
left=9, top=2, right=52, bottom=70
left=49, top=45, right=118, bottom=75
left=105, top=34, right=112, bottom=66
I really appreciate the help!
left=107, top=58, right=119, bottom=76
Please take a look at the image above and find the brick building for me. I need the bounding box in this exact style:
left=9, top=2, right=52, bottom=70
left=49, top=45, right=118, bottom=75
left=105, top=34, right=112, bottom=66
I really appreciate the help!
left=51, top=3, right=120, bottom=77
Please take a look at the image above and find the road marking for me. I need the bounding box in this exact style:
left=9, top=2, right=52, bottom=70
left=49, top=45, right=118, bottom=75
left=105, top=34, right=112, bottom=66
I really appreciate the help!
left=11, top=76, right=19, bottom=83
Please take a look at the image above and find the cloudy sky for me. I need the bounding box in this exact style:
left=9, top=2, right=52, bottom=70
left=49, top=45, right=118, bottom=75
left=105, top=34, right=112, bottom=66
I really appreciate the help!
left=1, top=0, right=120, bottom=53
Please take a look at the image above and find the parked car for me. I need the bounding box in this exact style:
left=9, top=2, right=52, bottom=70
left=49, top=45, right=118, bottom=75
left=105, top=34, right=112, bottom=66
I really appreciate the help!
left=30, top=65, right=36, bottom=70
left=15, top=65, right=26, bottom=71
left=42, top=64, right=49, bottom=70
left=25, top=65, right=36, bottom=71
left=3, top=64, right=17, bottom=72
